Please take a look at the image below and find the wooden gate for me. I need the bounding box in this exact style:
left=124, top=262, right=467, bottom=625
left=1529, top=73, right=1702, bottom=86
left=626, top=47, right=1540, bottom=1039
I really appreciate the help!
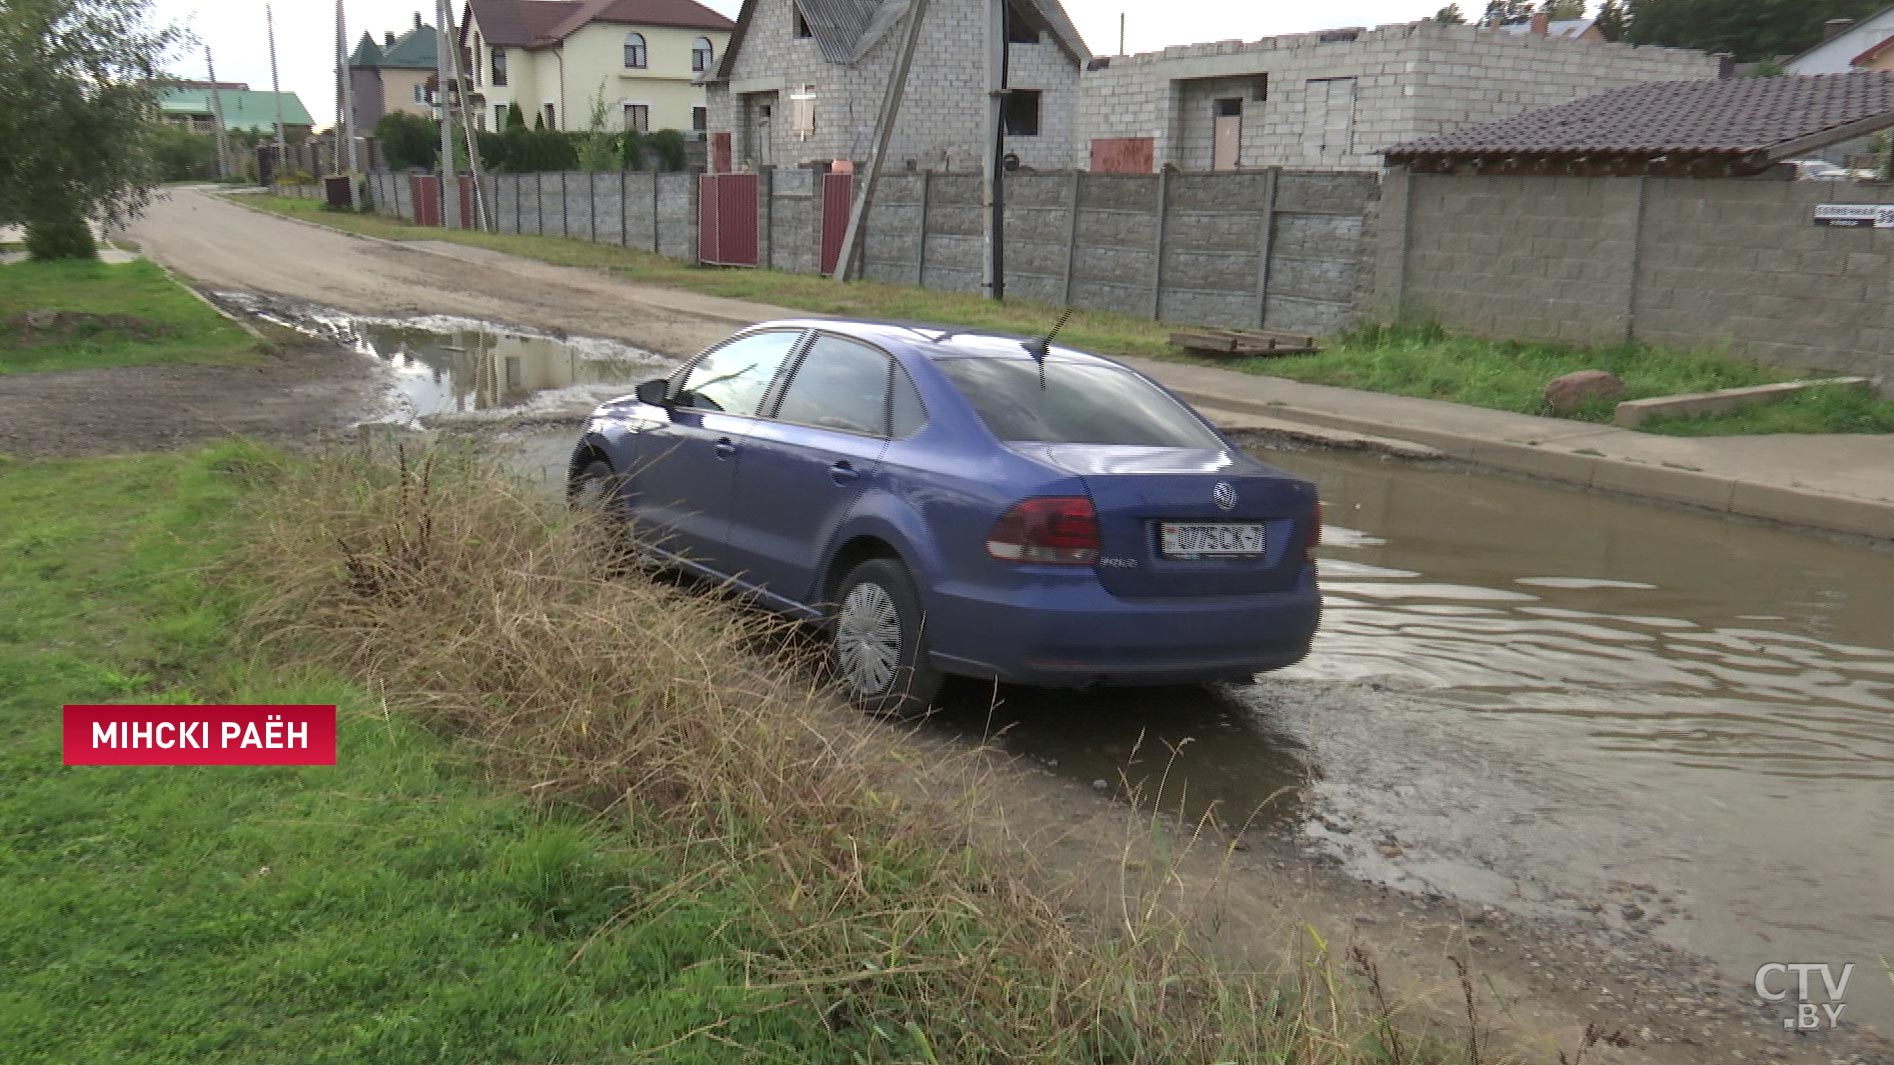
left=819, top=172, right=853, bottom=277
left=698, top=173, right=759, bottom=267
left=410, top=174, right=441, bottom=226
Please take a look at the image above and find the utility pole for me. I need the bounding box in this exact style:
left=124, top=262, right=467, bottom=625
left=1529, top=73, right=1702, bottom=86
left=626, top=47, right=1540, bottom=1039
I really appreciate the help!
left=337, top=0, right=360, bottom=206
left=435, top=0, right=457, bottom=228
left=267, top=4, right=287, bottom=179
left=205, top=46, right=231, bottom=179
left=981, top=0, right=1008, bottom=302
left=1119, top=12, right=1126, bottom=54
left=831, top=0, right=929, bottom=282
left=440, top=0, right=490, bottom=230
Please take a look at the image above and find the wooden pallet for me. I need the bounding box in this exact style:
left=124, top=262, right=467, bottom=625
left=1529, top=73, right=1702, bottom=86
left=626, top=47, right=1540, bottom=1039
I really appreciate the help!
left=1169, top=328, right=1321, bottom=358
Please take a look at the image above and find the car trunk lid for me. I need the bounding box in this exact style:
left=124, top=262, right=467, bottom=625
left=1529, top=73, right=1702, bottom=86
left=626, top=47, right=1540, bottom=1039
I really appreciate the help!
left=1010, top=443, right=1318, bottom=597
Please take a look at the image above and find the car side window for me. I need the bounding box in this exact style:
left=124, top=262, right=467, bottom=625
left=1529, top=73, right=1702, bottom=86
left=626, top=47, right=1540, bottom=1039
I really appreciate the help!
left=890, top=363, right=926, bottom=438
left=773, top=335, right=894, bottom=437
left=675, top=330, right=802, bottom=415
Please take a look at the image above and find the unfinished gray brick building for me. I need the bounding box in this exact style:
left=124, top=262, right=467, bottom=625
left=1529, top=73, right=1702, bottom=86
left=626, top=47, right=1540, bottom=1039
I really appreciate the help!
left=1080, top=21, right=1723, bottom=173
left=702, top=0, right=1088, bottom=172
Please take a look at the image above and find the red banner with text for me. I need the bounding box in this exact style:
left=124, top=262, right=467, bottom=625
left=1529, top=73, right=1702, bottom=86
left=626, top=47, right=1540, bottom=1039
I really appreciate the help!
left=62, top=705, right=338, bottom=766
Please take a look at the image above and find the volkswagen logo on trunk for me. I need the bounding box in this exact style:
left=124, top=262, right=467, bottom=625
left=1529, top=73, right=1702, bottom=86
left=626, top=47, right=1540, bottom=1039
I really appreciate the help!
left=1212, top=482, right=1237, bottom=510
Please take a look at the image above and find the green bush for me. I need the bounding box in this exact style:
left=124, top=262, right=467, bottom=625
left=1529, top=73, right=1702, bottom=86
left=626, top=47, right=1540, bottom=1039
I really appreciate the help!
left=646, top=129, right=685, bottom=172
left=146, top=124, right=218, bottom=182
left=619, top=130, right=646, bottom=171
left=505, top=102, right=526, bottom=130
left=25, top=199, right=97, bottom=261
left=375, top=112, right=439, bottom=171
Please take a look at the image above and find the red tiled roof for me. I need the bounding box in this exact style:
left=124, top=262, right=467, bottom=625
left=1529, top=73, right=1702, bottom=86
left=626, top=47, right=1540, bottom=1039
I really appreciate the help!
left=466, top=0, right=582, bottom=46
left=1387, top=72, right=1894, bottom=164
left=468, top=0, right=728, bottom=47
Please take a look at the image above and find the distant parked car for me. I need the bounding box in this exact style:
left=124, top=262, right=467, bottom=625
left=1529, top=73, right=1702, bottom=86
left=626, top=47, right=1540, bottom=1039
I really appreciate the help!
left=568, top=319, right=1323, bottom=714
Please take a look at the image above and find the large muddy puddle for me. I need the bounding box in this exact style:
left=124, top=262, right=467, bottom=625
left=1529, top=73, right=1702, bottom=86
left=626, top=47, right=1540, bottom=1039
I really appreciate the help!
left=217, top=294, right=672, bottom=424
left=932, top=446, right=1894, bottom=1036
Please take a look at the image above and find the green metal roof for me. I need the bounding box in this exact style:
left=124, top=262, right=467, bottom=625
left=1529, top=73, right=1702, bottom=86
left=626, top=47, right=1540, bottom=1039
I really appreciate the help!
left=158, top=87, right=315, bottom=131
left=350, top=23, right=438, bottom=69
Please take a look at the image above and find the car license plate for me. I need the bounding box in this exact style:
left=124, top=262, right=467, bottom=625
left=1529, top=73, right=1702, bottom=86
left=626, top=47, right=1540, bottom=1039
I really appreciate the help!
left=1159, top=522, right=1263, bottom=559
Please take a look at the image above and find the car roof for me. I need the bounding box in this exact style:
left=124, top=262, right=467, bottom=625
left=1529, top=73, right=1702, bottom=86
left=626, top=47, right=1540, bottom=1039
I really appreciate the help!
left=749, top=317, right=1122, bottom=367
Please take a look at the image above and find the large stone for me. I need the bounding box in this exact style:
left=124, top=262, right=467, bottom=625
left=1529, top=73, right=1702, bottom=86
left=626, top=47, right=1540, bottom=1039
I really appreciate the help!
left=1544, top=370, right=1625, bottom=414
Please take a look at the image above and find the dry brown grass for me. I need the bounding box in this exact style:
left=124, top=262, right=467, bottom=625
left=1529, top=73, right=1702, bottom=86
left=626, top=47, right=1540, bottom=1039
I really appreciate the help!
left=226, top=440, right=1470, bottom=1063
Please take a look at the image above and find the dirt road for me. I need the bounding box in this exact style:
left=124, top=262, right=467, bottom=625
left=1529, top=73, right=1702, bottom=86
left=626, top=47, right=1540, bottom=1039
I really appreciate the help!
left=126, top=187, right=782, bottom=359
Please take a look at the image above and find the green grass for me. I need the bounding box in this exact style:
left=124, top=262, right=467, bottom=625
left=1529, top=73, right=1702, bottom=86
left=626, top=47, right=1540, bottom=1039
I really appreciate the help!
left=0, top=446, right=852, bottom=1063
left=0, top=259, right=260, bottom=375
left=247, top=194, right=1894, bottom=437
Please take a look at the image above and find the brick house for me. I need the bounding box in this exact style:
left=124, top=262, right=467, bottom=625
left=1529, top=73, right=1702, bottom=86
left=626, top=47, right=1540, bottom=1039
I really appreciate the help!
left=1080, top=20, right=1721, bottom=174
left=701, top=0, right=1089, bottom=172
left=460, top=0, right=733, bottom=134
left=349, top=12, right=440, bottom=136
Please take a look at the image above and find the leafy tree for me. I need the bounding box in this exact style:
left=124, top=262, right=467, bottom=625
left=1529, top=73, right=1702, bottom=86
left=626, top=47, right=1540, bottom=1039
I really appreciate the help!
left=505, top=102, right=526, bottom=130
left=1482, top=0, right=1536, bottom=23
left=1436, top=3, right=1468, bottom=23
left=1619, top=0, right=1889, bottom=62
left=375, top=111, right=438, bottom=170
left=620, top=130, right=647, bottom=170
left=1543, top=0, right=1585, bottom=18
left=0, top=0, right=188, bottom=258
left=574, top=84, right=619, bottom=172
left=1595, top=0, right=1628, bottom=38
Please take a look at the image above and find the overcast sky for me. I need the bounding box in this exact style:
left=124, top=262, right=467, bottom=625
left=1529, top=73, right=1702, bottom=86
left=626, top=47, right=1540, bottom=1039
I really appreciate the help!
left=148, top=0, right=1445, bottom=127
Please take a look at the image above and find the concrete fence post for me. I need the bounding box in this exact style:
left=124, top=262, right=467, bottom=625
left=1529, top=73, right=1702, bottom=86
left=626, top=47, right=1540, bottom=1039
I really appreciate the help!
left=1062, top=170, right=1081, bottom=307
left=534, top=172, right=544, bottom=235
left=1625, top=175, right=1650, bottom=345
left=916, top=170, right=931, bottom=287
left=1151, top=169, right=1169, bottom=321
left=561, top=171, right=570, bottom=239
left=620, top=170, right=630, bottom=247
left=758, top=166, right=773, bottom=270
left=1255, top=167, right=1280, bottom=329
left=588, top=169, right=597, bottom=243
left=651, top=172, right=661, bottom=255
left=1392, top=167, right=1417, bottom=323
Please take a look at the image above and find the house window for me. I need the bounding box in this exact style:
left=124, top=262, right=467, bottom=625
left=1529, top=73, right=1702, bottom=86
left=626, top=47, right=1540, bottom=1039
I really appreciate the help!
left=1215, top=97, right=1242, bottom=117
left=794, top=7, right=812, bottom=38
left=495, top=103, right=508, bottom=128
left=1006, top=3, right=1040, bottom=43
left=413, top=83, right=426, bottom=103
left=1002, top=89, right=1040, bottom=136
left=543, top=102, right=557, bottom=128
left=692, top=36, right=714, bottom=72
left=789, top=84, right=816, bottom=139
left=692, top=105, right=708, bottom=131
left=624, top=31, right=647, bottom=68
left=469, top=34, right=482, bottom=84
left=1305, top=77, right=1357, bottom=156
left=491, top=47, right=508, bottom=86
left=624, top=103, right=649, bottom=133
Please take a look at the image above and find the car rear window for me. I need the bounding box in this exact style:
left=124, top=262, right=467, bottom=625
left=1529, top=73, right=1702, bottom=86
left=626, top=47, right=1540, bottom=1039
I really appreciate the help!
left=936, top=357, right=1223, bottom=448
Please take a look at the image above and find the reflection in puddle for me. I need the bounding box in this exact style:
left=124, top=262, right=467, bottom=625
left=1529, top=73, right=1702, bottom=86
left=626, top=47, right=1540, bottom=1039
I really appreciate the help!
left=216, top=294, right=671, bottom=423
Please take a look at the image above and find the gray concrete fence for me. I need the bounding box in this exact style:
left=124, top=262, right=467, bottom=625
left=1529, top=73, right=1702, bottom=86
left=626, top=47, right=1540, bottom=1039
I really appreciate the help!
left=366, top=168, right=1378, bottom=336
left=1373, top=169, right=1894, bottom=387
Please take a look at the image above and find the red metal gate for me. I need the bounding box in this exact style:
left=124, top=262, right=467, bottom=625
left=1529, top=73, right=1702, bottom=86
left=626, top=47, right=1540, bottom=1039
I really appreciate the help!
left=698, top=173, right=758, bottom=267
left=820, top=172, right=853, bottom=277
left=410, top=174, right=441, bottom=226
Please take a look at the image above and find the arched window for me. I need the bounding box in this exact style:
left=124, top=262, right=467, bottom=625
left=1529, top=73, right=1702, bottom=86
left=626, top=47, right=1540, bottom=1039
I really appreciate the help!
left=623, top=31, right=647, bottom=69
left=692, top=36, right=714, bottom=72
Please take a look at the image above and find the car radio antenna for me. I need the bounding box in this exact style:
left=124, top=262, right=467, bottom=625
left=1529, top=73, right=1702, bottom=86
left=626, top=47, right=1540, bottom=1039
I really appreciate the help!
left=1021, top=308, right=1073, bottom=391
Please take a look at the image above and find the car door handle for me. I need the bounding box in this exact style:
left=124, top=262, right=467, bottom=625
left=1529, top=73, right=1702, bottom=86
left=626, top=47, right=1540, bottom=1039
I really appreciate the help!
left=829, top=461, right=860, bottom=485
left=713, top=438, right=738, bottom=459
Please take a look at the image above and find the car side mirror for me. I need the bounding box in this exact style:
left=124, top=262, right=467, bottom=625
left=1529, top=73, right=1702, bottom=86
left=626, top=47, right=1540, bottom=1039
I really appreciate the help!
left=634, top=378, right=671, bottom=407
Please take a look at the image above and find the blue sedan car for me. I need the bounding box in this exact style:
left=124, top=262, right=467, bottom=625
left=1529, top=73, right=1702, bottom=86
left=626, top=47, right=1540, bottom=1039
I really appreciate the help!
left=569, top=319, right=1321, bottom=714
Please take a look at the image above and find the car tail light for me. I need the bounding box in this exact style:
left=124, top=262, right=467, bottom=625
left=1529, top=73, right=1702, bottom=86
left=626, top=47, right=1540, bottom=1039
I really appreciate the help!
left=1307, top=501, right=1324, bottom=562
left=986, top=496, right=1101, bottom=565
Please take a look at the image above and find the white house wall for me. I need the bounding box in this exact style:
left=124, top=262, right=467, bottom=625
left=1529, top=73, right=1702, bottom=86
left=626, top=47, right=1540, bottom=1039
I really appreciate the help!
left=1786, top=8, right=1894, bottom=74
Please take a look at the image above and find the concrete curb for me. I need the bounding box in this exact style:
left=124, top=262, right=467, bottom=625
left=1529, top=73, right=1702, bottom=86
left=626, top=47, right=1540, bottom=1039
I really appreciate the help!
left=1168, top=387, right=1893, bottom=541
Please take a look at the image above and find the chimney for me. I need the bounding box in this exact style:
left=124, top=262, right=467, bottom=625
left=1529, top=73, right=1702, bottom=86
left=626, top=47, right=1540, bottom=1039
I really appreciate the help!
left=1823, top=18, right=1854, bottom=41
left=1529, top=11, right=1551, bottom=36
left=1714, top=52, right=1735, bottom=79
left=414, top=11, right=424, bottom=30
left=384, top=31, right=395, bottom=46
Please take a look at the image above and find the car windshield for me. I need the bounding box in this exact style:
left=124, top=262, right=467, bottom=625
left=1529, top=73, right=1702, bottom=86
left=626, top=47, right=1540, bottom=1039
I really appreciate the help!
left=936, top=357, right=1223, bottom=448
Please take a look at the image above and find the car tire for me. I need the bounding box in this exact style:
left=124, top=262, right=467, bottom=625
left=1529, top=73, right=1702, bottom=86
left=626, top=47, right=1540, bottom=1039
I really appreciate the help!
left=830, top=558, right=942, bottom=717
left=567, top=458, right=623, bottom=514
